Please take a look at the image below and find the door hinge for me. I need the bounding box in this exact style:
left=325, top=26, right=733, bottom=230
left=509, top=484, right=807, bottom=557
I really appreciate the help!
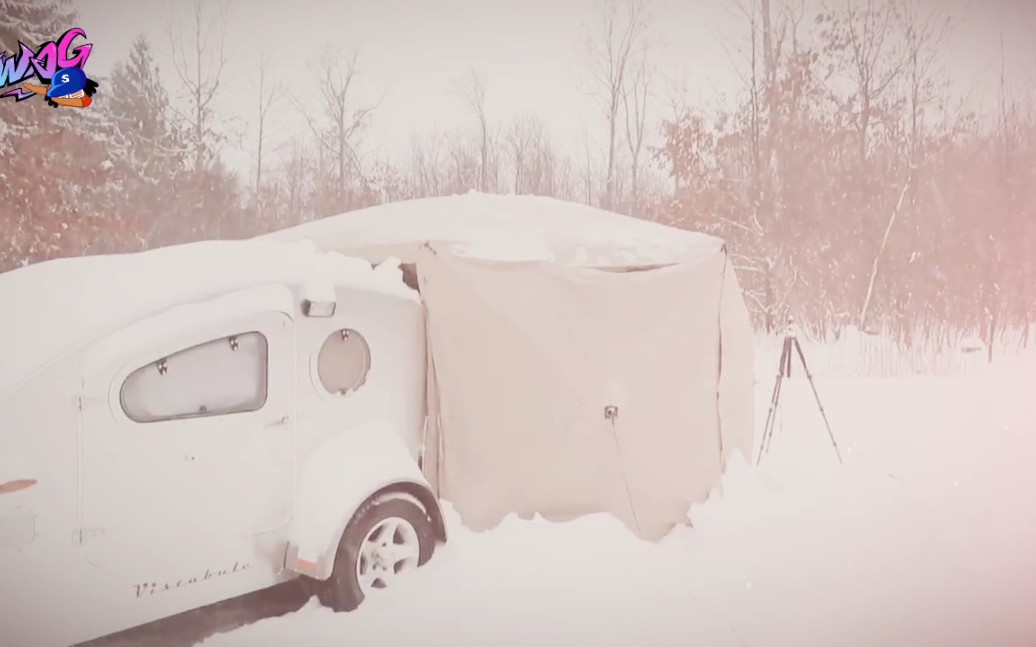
left=74, top=527, right=105, bottom=544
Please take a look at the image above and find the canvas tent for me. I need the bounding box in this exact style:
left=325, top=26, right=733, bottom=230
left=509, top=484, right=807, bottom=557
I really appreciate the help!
left=269, top=193, right=755, bottom=541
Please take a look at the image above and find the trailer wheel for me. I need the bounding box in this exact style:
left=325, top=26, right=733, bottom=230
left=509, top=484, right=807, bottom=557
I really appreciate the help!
left=318, top=494, right=436, bottom=612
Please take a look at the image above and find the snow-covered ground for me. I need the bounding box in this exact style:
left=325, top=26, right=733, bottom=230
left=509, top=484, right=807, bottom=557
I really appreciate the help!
left=177, top=339, right=1036, bottom=647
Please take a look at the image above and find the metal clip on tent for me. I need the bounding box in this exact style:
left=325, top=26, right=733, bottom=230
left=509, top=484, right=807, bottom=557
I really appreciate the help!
left=756, top=317, right=844, bottom=466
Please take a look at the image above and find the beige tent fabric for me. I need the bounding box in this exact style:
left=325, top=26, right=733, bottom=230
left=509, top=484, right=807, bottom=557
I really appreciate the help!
left=420, top=300, right=444, bottom=497
left=717, top=257, right=757, bottom=464
left=416, top=245, right=732, bottom=540
left=289, top=224, right=756, bottom=540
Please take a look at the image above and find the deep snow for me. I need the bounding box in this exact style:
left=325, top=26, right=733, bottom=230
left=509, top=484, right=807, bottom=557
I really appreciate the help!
left=194, top=340, right=1036, bottom=647
left=0, top=239, right=416, bottom=397
left=269, top=191, right=724, bottom=266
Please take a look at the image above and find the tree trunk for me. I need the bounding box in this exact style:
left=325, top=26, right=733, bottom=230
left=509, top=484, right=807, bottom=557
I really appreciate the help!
left=606, top=106, right=617, bottom=209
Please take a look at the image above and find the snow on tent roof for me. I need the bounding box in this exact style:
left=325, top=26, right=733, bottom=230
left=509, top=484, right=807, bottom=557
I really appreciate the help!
left=0, top=239, right=414, bottom=397
left=269, top=192, right=724, bottom=266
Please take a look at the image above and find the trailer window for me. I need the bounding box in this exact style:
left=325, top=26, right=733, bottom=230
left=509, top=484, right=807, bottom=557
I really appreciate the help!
left=120, top=332, right=269, bottom=423
left=317, top=329, right=371, bottom=395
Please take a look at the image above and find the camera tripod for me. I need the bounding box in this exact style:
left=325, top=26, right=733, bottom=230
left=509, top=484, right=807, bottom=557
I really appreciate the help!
left=756, top=320, right=844, bottom=465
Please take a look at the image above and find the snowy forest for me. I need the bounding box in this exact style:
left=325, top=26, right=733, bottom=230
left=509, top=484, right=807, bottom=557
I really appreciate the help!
left=1, top=0, right=1034, bottom=352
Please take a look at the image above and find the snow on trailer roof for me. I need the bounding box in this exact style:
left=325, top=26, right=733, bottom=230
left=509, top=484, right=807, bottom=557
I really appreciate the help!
left=0, top=239, right=415, bottom=397
left=269, top=192, right=725, bottom=266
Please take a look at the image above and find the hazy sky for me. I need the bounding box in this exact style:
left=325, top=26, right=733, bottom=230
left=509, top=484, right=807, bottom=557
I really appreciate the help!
left=68, top=0, right=1030, bottom=181
left=68, top=0, right=759, bottom=178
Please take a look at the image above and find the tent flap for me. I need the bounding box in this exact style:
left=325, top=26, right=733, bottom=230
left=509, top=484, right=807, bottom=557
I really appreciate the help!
left=416, top=244, right=750, bottom=540
left=717, top=256, right=756, bottom=464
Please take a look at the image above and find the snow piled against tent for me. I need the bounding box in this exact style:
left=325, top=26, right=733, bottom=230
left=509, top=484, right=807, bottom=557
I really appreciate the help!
left=200, top=347, right=1036, bottom=647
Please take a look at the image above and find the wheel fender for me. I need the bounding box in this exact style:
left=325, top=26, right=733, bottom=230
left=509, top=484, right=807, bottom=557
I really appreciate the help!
left=286, top=420, right=445, bottom=580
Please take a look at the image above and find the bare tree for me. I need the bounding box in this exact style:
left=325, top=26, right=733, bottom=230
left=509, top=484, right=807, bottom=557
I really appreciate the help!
left=508, top=114, right=567, bottom=197
left=899, top=0, right=954, bottom=163
left=166, top=0, right=229, bottom=173
left=279, top=141, right=313, bottom=226
left=826, top=0, right=910, bottom=164
left=463, top=70, right=492, bottom=192
left=578, top=125, right=600, bottom=206
left=254, top=51, right=281, bottom=205
left=759, top=0, right=780, bottom=203
left=622, top=48, right=655, bottom=204
left=508, top=116, right=534, bottom=194
left=658, top=70, right=695, bottom=196
left=410, top=131, right=453, bottom=197
left=987, top=23, right=1014, bottom=360
left=858, top=169, right=914, bottom=331
left=585, top=0, right=649, bottom=209
left=857, top=1, right=955, bottom=332
left=444, top=129, right=481, bottom=193
left=720, top=0, right=792, bottom=332
left=294, top=48, right=385, bottom=211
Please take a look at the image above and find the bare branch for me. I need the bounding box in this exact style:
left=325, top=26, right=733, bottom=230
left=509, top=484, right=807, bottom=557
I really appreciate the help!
left=165, top=0, right=230, bottom=171
left=585, top=0, right=651, bottom=208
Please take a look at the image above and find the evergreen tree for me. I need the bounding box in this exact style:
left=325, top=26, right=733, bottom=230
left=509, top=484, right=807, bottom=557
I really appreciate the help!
left=99, top=35, right=188, bottom=247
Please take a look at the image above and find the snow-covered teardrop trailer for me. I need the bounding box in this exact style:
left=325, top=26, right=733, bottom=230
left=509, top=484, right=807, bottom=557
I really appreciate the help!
left=0, top=193, right=755, bottom=646
left=0, top=240, right=447, bottom=647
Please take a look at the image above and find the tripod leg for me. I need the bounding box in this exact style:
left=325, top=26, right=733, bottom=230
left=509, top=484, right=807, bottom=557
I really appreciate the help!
left=757, top=372, right=783, bottom=464
left=783, top=336, right=793, bottom=378
left=756, top=370, right=780, bottom=464
left=792, top=338, right=844, bottom=465
left=770, top=337, right=793, bottom=444
left=756, top=340, right=790, bottom=465
left=773, top=338, right=792, bottom=441
left=762, top=372, right=785, bottom=455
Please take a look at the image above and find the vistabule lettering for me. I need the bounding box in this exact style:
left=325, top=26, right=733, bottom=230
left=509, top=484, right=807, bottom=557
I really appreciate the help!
left=132, top=561, right=251, bottom=598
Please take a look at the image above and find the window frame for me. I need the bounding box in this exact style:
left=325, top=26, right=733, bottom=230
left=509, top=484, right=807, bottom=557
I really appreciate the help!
left=312, top=327, right=373, bottom=398
left=118, top=330, right=271, bottom=424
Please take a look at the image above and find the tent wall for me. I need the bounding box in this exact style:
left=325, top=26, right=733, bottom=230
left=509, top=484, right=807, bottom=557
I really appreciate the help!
left=420, top=302, right=444, bottom=496
left=296, top=233, right=757, bottom=540
left=414, top=245, right=749, bottom=540
left=717, top=256, right=756, bottom=463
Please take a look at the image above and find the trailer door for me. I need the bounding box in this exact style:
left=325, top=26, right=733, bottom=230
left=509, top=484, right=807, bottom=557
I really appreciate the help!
left=77, top=294, right=297, bottom=580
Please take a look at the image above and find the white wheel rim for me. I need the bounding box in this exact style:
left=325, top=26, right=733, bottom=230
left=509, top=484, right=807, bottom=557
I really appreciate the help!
left=355, top=516, right=421, bottom=595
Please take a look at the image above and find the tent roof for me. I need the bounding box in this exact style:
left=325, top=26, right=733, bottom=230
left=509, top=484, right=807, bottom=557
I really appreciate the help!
left=0, top=239, right=415, bottom=398
left=269, top=192, right=724, bottom=266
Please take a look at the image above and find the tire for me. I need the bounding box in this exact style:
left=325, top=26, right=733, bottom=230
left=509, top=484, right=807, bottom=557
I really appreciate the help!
left=317, top=494, right=436, bottom=612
